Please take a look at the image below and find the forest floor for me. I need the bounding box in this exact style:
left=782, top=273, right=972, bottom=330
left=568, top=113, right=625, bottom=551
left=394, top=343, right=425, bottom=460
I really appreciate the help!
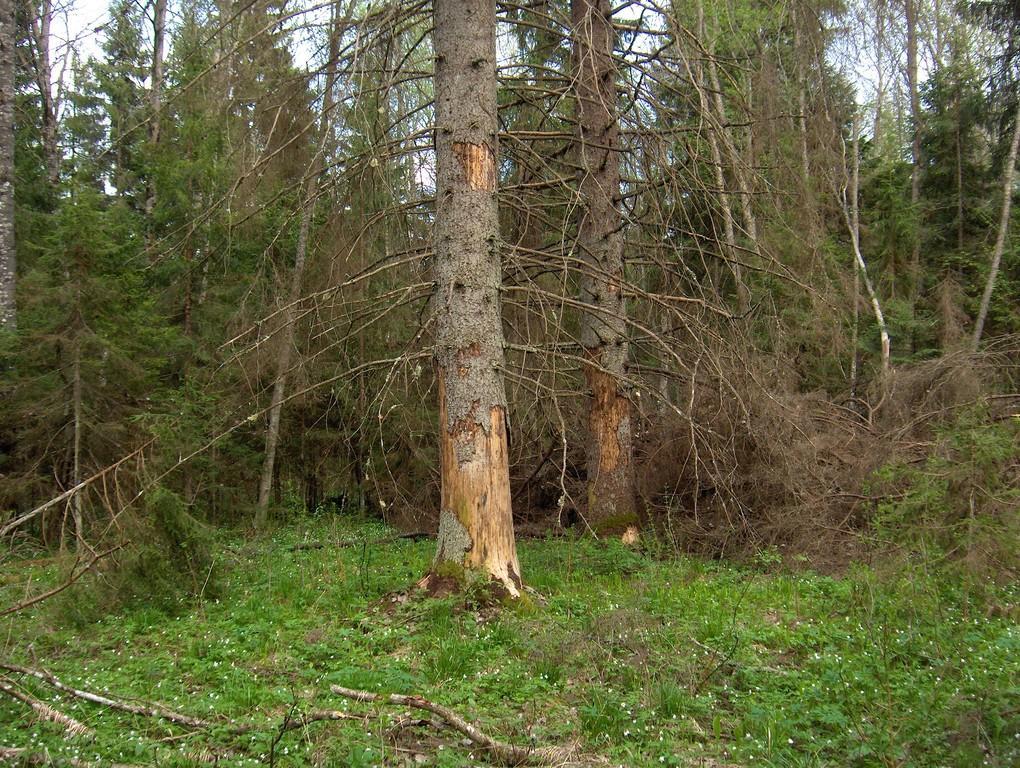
left=1, top=517, right=1017, bottom=768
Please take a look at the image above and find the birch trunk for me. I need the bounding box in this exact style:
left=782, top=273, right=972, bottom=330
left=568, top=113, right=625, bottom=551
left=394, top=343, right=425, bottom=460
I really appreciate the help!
left=572, top=0, right=637, bottom=536
left=844, top=115, right=890, bottom=376
left=428, top=0, right=522, bottom=594
left=971, top=100, right=1020, bottom=350
left=0, top=0, right=14, bottom=331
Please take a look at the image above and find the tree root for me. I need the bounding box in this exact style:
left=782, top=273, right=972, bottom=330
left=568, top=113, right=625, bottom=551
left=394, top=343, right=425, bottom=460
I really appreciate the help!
left=329, top=684, right=577, bottom=766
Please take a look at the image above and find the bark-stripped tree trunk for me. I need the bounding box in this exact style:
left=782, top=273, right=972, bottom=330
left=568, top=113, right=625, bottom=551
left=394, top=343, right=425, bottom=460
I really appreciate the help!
left=0, top=0, right=15, bottom=331
left=145, top=0, right=168, bottom=220
left=972, top=99, right=1020, bottom=350
left=428, top=0, right=522, bottom=595
left=254, top=5, right=346, bottom=528
left=572, top=0, right=636, bottom=536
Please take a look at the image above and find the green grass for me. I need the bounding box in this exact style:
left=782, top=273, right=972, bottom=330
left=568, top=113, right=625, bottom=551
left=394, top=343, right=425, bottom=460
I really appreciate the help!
left=1, top=517, right=1017, bottom=767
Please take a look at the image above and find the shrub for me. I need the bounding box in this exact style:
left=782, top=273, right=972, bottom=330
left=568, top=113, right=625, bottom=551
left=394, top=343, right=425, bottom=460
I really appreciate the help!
left=871, top=405, right=1019, bottom=584
left=56, top=486, right=220, bottom=624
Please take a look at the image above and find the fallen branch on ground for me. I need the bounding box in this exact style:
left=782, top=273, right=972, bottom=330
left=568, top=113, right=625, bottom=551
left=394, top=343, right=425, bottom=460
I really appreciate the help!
left=290, top=531, right=431, bottom=552
left=0, top=676, right=91, bottom=736
left=1, top=663, right=366, bottom=736
left=0, top=746, right=139, bottom=767
left=1, top=663, right=216, bottom=730
left=329, top=684, right=576, bottom=766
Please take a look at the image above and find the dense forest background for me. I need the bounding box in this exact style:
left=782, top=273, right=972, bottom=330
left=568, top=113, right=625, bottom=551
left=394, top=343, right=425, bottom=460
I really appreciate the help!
left=0, top=1, right=1018, bottom=766
left=0, top=0, right=1018, bottom=592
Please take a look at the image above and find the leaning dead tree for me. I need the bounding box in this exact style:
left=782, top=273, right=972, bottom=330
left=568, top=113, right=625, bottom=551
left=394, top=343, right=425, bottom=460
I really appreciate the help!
left=426, top=0, right=522, bottom=595
left=843, top=113, right=891, bottom=377
left=972, top=98, right=1020, bottom=350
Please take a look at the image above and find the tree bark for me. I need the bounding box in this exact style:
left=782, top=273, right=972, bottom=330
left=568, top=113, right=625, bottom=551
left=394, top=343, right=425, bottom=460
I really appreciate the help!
left=0, top=0, right=14, bottom=331
left=254, top=4, right=346, bottom=528
left=572, top=0, right=636, bottom=536
left=703, top=12, right=757, bottom=311
left=145, top=0, right=168, bottom=220
left=69, top=324, right=84, bottom=551
left=844, top=114, right=891, bottom=376
left=971, top=99, right=1020, bottom=350
left=30, top=0, right=59, bottom=187
left=872, top=0, right=886, bottom=147
left=692, top=0, right=748, bottom=314
left=905, top=0, right=922, bottom=319
left=429, top=0, right=521, bottom=595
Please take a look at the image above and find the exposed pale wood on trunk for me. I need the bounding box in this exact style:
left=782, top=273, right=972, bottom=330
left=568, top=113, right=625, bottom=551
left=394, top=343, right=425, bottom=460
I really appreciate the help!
left=429, top=0, right=521, bottom=594
left=572, top=0, right=637, bottom=534
left=972, top=99, right=1020, bottom=350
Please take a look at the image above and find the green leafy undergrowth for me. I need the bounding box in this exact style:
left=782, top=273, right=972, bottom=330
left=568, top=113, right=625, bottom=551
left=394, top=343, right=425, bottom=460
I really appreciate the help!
left=1, top=518, right=1017, bottom=767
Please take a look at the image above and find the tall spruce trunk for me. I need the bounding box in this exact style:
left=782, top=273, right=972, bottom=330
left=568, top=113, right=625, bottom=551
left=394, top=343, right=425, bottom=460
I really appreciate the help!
left=0, top=0, right=14, bottom=331
left=70, top=335, right=83, bottom=550
left=428, top=0, right=522, bottom=595
left=972, top=99, right=1020, bottom=350
left=254, top=7, right=345, bottom=528
left=145, top=0, right=168, bottom=220
left=32, top=0, right=59, bottom=187
left=572, top=0, right=636, bottom=536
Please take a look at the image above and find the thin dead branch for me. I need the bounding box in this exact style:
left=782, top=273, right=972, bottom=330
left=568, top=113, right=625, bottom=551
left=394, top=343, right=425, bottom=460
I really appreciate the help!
left=330, top=684, right=577, bottom=766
